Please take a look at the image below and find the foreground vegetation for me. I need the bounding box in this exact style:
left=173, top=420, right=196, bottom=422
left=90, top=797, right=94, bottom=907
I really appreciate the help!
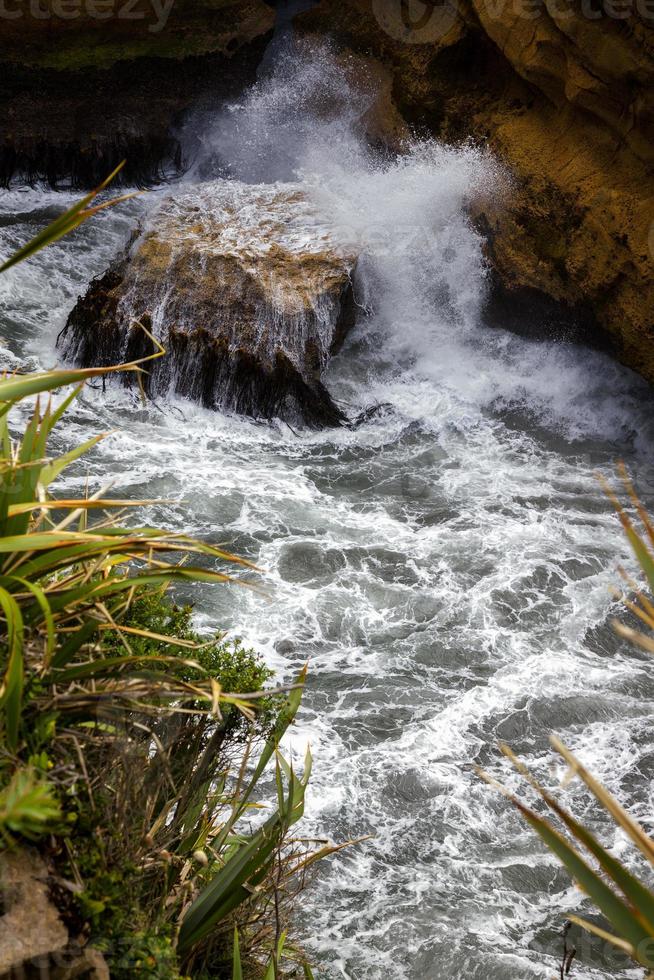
left=0, top=175, right=335, bottom=978
left=483, top=469, right=654, bottom=977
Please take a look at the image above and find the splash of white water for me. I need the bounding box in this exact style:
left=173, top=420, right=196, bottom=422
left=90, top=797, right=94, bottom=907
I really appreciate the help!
left=184, top=38, right=653, bottom=447
left=2, top=39, right=654, bottom=980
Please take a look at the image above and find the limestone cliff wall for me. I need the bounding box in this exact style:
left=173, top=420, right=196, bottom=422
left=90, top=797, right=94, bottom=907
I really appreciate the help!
left=298, top=0, right=654, bottom=382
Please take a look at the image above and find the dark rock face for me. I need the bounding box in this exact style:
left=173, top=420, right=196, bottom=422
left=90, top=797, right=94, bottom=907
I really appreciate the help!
left=0, top=0, right=274, bottom=71
left=0, top=2, right=274, bottom=188
left=59, top=183, right=358, bottom=426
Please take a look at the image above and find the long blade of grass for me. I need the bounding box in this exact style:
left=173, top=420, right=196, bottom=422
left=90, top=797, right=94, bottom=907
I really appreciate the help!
left=501, top=744, right=654, bottom=932
left=566, top=914, right=637, bottom=958
left=598, top=472, right=654, bottom=595
left=479, top=769, right=654, bottom=956
left=0, top=587, right=24, bottom=751
left=209, top=665, right=307, bottom=857
left=0, top=368, right=139, bottom=408
left=7, top=499, right=169, bottom=517
left=237, top=665, right=307, bottom=813
left=617, top=461, right=654, bottom=550
left=613, top=621, right=654, bottom=655
left=551, top=736, right=654, bottom=867
left=263, top=933, right=287, bottom=980
left=232, top=926, right=243, bottom=980
left=0, top=162, right=132, bottom=273
left=178, top=811, right=283, bottom=951
left=4, top=576, right=55, bottom=666
left=39, top=434, right=107, bottom=488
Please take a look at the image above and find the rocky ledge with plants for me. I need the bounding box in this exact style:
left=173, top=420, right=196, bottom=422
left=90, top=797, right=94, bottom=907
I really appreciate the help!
left=0, top=189, right=341, bottom=979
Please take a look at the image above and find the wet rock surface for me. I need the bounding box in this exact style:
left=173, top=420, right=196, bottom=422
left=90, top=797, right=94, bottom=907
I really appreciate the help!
left=297, top=0, right=654, bottom=384
left=59, top=182, right=358, bottom=426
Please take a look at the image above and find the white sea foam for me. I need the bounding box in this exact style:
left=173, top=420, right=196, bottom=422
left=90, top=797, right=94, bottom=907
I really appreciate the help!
left=1, top=40, right=654, bottom=980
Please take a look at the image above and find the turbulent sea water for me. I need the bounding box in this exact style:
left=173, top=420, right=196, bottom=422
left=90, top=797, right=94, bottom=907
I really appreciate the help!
left=2, top=40, right=654, bottom=980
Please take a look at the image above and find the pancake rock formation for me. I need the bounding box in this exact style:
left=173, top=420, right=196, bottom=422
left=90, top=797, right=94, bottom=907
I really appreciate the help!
left=59, top=182, right=358, bottom=426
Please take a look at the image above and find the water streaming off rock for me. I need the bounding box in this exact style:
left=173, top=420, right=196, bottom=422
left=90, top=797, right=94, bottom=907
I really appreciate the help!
left=3, top=40, right=654, bottom=980
left=59, top=181, right=358, bottom=425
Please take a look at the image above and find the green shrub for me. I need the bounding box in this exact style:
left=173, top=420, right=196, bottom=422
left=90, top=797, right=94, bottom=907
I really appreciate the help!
left=100, top=590, right=277, bottom=739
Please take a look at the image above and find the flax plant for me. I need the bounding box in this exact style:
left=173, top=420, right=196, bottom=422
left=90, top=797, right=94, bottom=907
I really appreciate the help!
left=0, top=170, right=339, bottom=977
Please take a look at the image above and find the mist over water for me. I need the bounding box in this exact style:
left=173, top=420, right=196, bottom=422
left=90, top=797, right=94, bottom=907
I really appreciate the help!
left=3, top=39, right=654, bottom=980
left=184, top=38, right=374, bottom=183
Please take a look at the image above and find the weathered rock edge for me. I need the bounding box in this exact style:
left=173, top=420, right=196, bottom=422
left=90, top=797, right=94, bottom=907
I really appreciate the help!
left=0, top=848, right=109, bottom=979
left=59, top=263, right=356, bottom=427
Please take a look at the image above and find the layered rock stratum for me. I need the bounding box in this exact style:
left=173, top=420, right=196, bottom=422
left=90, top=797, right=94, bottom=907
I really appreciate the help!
left=0, top=0, right=275, bottom=186
left=59, top=182, right=358, bottom=425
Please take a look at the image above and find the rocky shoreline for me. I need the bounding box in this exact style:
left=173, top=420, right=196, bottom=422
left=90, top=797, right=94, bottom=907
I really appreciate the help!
left=4, top=0, right=654, bottom=388
left=295, top=0, right=654, bottom=384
